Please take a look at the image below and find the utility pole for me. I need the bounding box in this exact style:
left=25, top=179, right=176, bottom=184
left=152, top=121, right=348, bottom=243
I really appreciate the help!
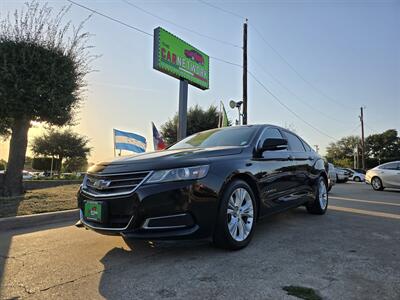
left=242, top=19, right=248, bottom=125
left=359, top=107, right=365, bottom=170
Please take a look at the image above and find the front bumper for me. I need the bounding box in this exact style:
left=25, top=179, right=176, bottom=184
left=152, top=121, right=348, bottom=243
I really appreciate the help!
left=77, top=176, right=221, bottom=239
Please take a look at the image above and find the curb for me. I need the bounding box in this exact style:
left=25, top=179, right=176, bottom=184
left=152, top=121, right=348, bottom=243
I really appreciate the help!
left=0, top=209, right=79, bottom=232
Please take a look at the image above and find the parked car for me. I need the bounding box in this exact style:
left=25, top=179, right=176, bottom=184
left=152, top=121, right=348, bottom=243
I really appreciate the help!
left=335, top=167, right=350, bottom=183
left=22, top=170, right=33, bottom=180
left=353, top=168, right=366, bottom=175
left=344, top=168, right=365, bottom=182
left=77, top=125, right=329, bottom=250
left=366, top=161, right=400, bottom=191
left=327, top=163, right=337, bottom=191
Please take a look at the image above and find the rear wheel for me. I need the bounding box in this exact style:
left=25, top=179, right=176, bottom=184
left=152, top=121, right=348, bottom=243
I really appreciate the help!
left=213, top=180, right=256, bottom=250
left=354, top=176, right=361, bottom=182
left=306, top=177, right=328, bottom=215
left=371, top=177, right=384, bottom=191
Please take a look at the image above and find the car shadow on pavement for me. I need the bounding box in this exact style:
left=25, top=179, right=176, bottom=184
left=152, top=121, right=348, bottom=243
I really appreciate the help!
left=96, top=208, right=312, bottom=299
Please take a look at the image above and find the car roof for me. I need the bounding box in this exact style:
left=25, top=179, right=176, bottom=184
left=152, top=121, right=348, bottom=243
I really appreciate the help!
left=379, top=161, right=400, bottom=166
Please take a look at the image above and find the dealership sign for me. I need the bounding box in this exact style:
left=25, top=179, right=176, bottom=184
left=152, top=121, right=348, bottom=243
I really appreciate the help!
left=153, top=27, right=209, bottom=90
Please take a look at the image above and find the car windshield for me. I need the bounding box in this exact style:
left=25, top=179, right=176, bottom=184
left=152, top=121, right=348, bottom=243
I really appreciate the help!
left=169, top=127, right=257, bottom=150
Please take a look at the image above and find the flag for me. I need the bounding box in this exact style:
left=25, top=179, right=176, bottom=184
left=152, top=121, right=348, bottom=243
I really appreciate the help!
left=219, top=102, right=229, bottom=127
left=114, top=129, right=146, bottom=153
left=152, top=122, right=166, bottom=151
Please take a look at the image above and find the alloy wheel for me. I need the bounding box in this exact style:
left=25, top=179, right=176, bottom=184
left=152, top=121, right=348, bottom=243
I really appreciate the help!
left=372, top=178, right=381, bottom=190
left=318, top=180, right=328, bottom=210
left=227, top=188, right=254, bottom=242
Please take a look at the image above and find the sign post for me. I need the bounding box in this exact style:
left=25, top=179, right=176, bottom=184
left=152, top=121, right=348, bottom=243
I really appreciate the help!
left=153, top=27, right=209, bottom=140
left=178, top=80, right=188, bottom=140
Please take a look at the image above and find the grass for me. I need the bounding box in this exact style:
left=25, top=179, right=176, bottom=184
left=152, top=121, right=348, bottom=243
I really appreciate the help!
left=282, top=286, right=322, bottom=300
left=0, top=184, right=80, bottom=218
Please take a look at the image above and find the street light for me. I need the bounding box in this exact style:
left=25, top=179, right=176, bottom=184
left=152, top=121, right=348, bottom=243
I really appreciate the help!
left=229, top=100, right=243, bottom=125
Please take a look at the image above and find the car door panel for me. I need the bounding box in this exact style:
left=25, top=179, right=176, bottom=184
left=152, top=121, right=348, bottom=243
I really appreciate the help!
left=252, top=150, right=299, bottom=215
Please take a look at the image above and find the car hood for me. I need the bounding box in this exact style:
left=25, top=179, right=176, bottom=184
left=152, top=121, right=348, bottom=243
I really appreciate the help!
left=89, top=146, right=244, bottom=174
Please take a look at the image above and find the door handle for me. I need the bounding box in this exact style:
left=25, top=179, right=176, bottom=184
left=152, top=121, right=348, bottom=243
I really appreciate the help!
left=288, top=155, right=295, bottom=161
left=307, top=156, right=313, bottom=160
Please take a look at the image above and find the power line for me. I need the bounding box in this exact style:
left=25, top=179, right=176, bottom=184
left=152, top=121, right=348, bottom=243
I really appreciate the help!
left=210, top=56, right=242, bottom=68
left=248, top=70, right=338, bottom=141
left=67, top=0, right=242, bottom=68
left=197, top=0, right=358, bottom=111
left=197, top=0, right=246, bottom=20
left=122, top=0, right=242, bottom=49
left=248, top=54, right=351, bottom=125
left=67, top=0, right=153, bottom=36
left=249, top=23, right=358, bottom=111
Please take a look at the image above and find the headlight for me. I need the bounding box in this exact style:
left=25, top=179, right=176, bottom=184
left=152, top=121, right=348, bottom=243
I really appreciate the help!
left=146, top=165, right=209, bottom=184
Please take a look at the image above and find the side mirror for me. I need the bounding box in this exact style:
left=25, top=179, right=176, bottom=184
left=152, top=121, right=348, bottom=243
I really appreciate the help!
left=259, top=138, right=288, bottom=152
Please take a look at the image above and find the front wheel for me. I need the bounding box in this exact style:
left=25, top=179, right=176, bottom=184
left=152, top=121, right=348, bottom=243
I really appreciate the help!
left=213, top=180, right=257, bottom=250
left=306, top=177, right=328, bottom=215
left=354, top=176, right=361, bottom=182
left=371, top=177, right=384, bottom=191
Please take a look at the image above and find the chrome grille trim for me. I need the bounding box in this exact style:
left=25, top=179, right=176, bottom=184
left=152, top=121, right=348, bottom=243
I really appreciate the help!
left=81, top=171, right=153, bottom=198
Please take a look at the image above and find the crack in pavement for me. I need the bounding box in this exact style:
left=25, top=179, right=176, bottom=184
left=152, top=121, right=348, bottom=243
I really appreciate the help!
left=39, top=269, right=107, bottom=293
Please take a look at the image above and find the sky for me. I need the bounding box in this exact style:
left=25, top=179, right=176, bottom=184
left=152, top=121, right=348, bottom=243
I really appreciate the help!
left=1, top=0, right=399, bottom=163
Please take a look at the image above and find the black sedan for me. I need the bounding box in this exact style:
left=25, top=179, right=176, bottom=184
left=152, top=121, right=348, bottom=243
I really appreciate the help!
left=78, top=125, right=328, bottom=250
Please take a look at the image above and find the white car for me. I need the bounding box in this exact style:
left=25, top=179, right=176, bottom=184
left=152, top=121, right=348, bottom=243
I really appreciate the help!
left=344, top=168, right=365, bottom=182
left=335, top=168, right=350, bottom=183
left=22, top=170, right=33, bottom=180
left=327, top=163, right=337, bottom=191
left=366, top=161, right=400, bottom=191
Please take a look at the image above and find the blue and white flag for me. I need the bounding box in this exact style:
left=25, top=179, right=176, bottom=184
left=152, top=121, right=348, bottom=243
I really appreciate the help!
left=114, top=129, right=147, bottom=153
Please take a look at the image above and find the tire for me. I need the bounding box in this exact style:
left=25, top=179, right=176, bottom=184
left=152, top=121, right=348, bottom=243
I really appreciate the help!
left=306, top=177, right=328, bottom=215
left=354, top=176, right=361, bottom=182
left=371, top=177, right=384, bottom=191
left=213, top=180, right=257, bottom=250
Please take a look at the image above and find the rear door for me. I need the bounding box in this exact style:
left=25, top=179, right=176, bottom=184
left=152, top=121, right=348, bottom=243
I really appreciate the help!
left=281, top=130, right=312, bottom=204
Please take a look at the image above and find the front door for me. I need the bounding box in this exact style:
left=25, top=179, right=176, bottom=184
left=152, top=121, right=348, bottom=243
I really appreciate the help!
left=252, top=127, right=298, bottom=215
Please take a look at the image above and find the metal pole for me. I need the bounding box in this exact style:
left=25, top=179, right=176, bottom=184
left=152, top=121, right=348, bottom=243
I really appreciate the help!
left=50, top=156, right=53, bottom=177
left=242, top=19, right=248, bottom=125
left=218, top=101, right=222, bottom=128
left=113, top=129, right=116, bottom=157
left=360, top=107, right=365, bottom=170
left=178, top=80, right=188, bottom=141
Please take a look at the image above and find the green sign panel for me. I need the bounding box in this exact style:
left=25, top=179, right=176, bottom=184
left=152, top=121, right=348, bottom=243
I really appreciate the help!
left=153, top=27, right=209, bottom=90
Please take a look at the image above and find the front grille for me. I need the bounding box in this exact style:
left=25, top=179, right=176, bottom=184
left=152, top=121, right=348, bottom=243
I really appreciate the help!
left=82, top=171, right=151, bottom=197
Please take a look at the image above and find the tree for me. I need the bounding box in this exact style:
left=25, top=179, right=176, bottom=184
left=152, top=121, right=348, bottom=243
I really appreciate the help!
left=63, top=157, right=88, bottom=173
left=160, top=105, right=226, bottom=146
left=32, top=157, right=61, bottom=172
left=31, top=129, right=91, bottom=172
left=0, top=2, right=94, bottom=196
left=365, top=129, right=400, bottom=165
left=325, top=135, right=361, bottom=168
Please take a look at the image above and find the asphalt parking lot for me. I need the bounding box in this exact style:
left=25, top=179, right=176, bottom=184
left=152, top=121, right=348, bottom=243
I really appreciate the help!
left=1, top=182, right=399, bottom=300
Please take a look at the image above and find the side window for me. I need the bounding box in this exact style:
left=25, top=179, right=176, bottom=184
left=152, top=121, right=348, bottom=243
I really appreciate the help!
left=284, top=131, right=306, bottom=152
left=258, top=128, right=283, bottom=144
left=301, top=139, right=312, bottom=152
left=380, top=163, right=399, bottom=170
